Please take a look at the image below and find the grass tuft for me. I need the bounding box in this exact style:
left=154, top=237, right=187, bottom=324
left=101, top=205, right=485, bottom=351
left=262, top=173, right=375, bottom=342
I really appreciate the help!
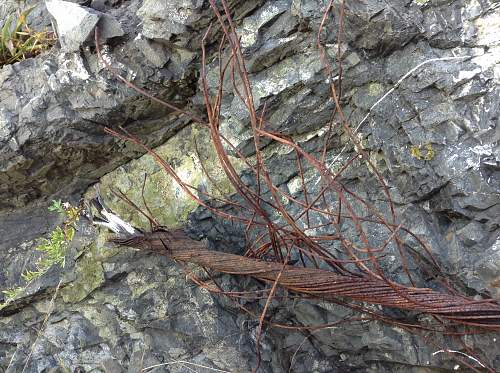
left=0, top=200, right=82, bottom=309
left=0, top=5, right=56, bottom=67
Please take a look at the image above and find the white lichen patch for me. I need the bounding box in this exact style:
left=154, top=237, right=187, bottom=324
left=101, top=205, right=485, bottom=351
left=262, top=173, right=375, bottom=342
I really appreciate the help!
left=441, top=142, right=493, bottom=179
left=126, top=271, right=157, bottom=298
left=48, top=53, right=92, bottom=90
left=471, top=11, right=500, bottom=82
left=492, top=237, right=500, bottom=252
left=471, top=46, right=500, bottom=83
left=367, top=82, right=384, bottom=97
left=251, top=53, right=322, bottom=105
left=414, top=0, right=429, bottom=6
left=98, top=45, right=137, bottom=81
left=467, top=143, right=494, bottom=169
left=287, top=175, right=305, bottom=196
left=475, top=11, right=500, bottom=47
left=219, top=117, right=253, bottom=151
left=61, top=53, right=91, bottom=81
left=463, top=0, right=482, bottom=19
left=238, top=1, right=289, bottom=48
left=168, top=6, right=193, bottom=25
left=453, top=68, right=481, bottom=84
left=0, top=109, right=12, bottom=140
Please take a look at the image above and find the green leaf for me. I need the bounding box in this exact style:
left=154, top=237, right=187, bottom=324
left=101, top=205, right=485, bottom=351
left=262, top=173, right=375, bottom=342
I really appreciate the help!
left=0, top=5, right=55, bottom=67
left=1, top=16, right=14, bottom=53
left=21, top=270, right=42, bottom=282
left=2, top=287, right=24, bottom=300
left=66, top=227, right=75, bottom=242
left=48, top=199, right=64, bottom=213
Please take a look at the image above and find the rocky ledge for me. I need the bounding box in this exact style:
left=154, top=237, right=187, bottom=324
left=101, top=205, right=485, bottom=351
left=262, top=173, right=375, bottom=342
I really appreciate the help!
left=0, top=0, right=499, bottom=372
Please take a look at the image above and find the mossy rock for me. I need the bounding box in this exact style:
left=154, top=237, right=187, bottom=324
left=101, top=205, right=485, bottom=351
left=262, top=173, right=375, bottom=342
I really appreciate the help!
left=89, top=124, right=245, bottom=230
left=61, top=244, right=105, bottom=303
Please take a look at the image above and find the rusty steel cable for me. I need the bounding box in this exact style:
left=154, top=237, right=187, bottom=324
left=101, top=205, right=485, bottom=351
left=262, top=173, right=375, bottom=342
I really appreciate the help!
left=110, top=229, right=500, bottom=330
left=93, top=1, right=500, bottom=369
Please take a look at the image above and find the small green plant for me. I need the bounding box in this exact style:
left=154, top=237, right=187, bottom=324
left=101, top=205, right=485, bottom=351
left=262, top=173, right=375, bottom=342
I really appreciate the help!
left=2, top=287, right=24, bottom=300
left=0, top=201, right=81, bottom=309
left=48, top=199, right=64, bottom=213
left=0, top=6, right=56, bottom=67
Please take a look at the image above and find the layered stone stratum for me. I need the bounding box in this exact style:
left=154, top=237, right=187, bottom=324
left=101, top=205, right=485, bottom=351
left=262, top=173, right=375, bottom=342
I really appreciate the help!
left=0, top=0, right=499, bottom=372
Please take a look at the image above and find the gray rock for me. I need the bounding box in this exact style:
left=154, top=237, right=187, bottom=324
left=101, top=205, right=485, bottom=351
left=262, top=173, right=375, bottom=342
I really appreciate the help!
left=46, top=0, right=124, bottom=52
left=1, top=0, right=500, bottom=371
left=0, top=218, right=260, bottom=372
left=46, top=0, right=100, bottom=52
left=1, top=0, right=52, bottom=31
left=91, top=0, right=106, bottom=12
left=137, top=0, right=205, bottom=42
left=0, top=0, right=201, bottom=211
left=134, top=36, right=169, bottom=68
left=97, top=13, right=125, bottom=41
left=238, top=0, right=291, bottom=50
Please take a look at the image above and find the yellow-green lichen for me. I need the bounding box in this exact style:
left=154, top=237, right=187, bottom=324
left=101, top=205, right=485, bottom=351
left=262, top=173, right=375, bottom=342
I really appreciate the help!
left=368, top=82, right=383, bottom=96
left=62, top=244, right=105, bottom=303
left=90, top=125, right=244, bottom=231
left=77, top=304, right=123, bottom=345
left=126, top=271, right=157, bottom=299
left=410, top=143, right=435, bottom=161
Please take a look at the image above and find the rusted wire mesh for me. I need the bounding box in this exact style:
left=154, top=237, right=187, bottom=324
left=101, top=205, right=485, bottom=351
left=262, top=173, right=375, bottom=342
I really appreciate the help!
left=94, top=0, right=500, bottom=371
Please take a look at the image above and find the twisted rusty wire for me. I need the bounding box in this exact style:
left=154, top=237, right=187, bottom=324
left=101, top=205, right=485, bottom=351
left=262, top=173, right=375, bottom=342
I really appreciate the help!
left=94, top=1, right=499, bottom=370
left=111, top=229, right=500, bottom=330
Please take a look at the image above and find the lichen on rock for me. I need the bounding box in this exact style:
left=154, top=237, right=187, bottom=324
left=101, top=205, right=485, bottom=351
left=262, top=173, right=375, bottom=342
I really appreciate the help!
left=93, top=125, right=245, bottom=230
left=1, top=0, right=500, bottom=371
left=61, top=244, right=106, bottom=303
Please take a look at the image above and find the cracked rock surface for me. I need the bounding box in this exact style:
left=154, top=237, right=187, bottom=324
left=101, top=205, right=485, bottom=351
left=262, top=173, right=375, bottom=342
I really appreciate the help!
left=1, top=0, right=499, bottom=372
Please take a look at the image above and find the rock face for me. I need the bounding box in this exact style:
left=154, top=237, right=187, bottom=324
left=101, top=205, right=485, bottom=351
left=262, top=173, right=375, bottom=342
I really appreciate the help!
left=46, top=0, right=101, bottom=52
left=46, top=0, right=125, bottom=52
left=0, top=0, right=204, bottom=211
left=1, top=0, right=499, bottom=372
